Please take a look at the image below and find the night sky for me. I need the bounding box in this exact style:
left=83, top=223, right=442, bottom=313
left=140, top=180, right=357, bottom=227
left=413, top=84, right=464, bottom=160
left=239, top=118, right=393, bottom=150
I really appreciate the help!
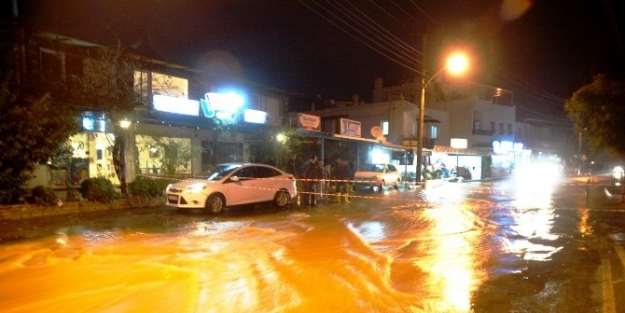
left=8, top=0, right=625, bottom=119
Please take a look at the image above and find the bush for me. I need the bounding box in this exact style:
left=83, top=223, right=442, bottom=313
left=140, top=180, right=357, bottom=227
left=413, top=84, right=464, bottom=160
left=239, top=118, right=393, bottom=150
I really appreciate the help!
left=29, top=185, right=59, bottom=206
left=129, top=176, right=176, bottom=197
left=80, top=177, right=115, bottom=203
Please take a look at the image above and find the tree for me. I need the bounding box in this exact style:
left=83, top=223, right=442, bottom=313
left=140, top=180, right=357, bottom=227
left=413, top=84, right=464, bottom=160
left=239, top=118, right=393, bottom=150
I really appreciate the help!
left=0, top=73, right=80, bottom=203
left=71, top=45, right=142, bottom=194
left=564, top=74, right=625, bottom=159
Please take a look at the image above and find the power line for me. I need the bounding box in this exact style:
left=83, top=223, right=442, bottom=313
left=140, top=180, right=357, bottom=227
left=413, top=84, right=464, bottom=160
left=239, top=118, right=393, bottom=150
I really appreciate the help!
left=300, top=0, right=423, bottom=75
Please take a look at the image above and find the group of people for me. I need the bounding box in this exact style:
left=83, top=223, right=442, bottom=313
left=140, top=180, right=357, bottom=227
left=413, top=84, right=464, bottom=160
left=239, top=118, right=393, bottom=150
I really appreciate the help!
left=288, top=153, right=354, bottom=206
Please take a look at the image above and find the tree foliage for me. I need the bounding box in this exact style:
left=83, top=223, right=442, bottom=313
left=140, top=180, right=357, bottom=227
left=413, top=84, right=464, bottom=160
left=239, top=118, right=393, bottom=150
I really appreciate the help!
left=0, top=73, right=80, bottom=203
left=71, top=45, right=142, bottom=190
left=564, top=74, right=625, bottom=159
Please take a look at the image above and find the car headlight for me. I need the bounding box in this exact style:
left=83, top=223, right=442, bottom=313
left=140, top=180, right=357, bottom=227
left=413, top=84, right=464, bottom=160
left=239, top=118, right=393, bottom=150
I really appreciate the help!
left=185, top=183, right=207, bottom=194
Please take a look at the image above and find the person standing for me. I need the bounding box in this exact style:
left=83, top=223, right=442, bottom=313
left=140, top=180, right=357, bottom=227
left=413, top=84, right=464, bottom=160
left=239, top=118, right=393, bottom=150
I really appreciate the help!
left=302, top=154, right=319, bottom=206
left=315, top=159, right=327, bottom=200
left=322, top=159, right=332, bottom=201
left=334, top=158, right=351, bottom=203
left=287, top=153, right=300, bottom=178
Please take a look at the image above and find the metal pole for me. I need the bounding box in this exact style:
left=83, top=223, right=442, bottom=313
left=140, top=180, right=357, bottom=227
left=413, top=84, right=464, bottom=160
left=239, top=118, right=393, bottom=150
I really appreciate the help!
left=577, top=131, right=581, bottom=176
left=416, top=80, right=425, bottom=184
left=416, top=30, right=427, bottom=184
left=120, top=130, right=127, bottom=195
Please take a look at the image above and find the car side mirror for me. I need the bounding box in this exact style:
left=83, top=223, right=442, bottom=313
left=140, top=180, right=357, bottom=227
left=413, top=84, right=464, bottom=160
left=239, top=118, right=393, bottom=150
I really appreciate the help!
left=230, top=176, right=240, bottom=182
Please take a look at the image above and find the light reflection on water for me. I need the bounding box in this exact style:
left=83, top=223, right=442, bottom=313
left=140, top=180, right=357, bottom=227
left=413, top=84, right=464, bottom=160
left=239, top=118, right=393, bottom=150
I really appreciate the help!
left=0, top=177, right=581, bottom=312
left=0, top=211, right=425, bottom=312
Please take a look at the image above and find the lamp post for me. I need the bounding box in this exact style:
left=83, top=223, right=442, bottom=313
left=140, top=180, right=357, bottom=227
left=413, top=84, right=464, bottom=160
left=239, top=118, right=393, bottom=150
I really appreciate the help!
left=416, top=53, right=469, bottom=183
left=119, top=119, right=131, bottom=195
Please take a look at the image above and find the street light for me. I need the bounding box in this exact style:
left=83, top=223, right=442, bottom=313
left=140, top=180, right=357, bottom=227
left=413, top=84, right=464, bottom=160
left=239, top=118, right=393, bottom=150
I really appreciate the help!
left=416, top=53, right=469, bottom=183
left=119, top=119, right=131, bottom=194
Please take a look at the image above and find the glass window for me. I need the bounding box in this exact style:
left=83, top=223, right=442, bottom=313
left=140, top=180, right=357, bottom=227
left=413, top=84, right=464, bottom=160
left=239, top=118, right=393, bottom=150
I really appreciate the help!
left=430, top=125, right=438, bottom=139
left=256, top=166, right=281, bottom=178
left=382, top=121, right=389, bottom=135
left=234, top=167, right=256, bottom=180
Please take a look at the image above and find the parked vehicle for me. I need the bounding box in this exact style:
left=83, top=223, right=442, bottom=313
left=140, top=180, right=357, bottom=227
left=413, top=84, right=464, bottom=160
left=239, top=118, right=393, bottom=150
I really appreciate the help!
left=165, top=163, right=297, bottom=213
left=353, top=163, right=402, bottom=191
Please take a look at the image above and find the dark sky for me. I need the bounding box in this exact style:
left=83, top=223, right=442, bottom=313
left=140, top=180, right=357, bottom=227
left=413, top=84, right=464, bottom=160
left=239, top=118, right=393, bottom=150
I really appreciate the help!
left=9, top=0, right=625, bottom=118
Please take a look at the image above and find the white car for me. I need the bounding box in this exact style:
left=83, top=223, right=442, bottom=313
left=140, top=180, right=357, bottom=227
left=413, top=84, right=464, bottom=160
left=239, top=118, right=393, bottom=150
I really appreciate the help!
left=165, top=163, right=297, bottom=213
left=353, top=163, right=402, bottom=191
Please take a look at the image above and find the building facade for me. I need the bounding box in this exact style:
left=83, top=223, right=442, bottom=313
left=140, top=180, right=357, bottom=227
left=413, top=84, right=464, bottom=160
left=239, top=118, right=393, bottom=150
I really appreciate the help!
left=301, top=77, right=526, bottom=180
left=6, top=28, right=294, bottom=190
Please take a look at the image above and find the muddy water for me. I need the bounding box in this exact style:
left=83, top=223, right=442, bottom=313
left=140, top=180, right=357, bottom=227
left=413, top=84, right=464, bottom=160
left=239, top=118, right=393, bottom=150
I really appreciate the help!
left=0, top=179, right=580, bottom=312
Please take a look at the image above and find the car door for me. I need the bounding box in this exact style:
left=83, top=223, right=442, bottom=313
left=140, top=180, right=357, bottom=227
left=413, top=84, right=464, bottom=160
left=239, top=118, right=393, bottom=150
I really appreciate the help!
left=223, top=166, right=257, bottom=205
left=254, top=166, right=283, bottom=202
left=386, top=164, right=400, bottom=183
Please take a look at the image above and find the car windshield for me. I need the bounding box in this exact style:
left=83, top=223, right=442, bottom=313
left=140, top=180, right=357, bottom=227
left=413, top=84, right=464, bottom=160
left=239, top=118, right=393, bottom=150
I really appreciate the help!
left=207, top=164, right=242, bottom=181
left=363, top=164, right=384, bottom=172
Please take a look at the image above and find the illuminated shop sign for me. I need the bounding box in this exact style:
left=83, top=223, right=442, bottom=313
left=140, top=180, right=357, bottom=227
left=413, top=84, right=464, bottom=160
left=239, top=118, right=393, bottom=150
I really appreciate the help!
left=298, top=113, right=320, bottom=131
left=492, top=141, right=524, bottom=153
left=153, top=92, right=248, bottom=122
left=243, top=109, right=267, bottom=124
left=450, top=138, right=467, bottom=149
left=340, top=118, right=361, bottom=137
left=200, top=92, right=244, bottom=121
left=153, top=94, right=200, bottom=116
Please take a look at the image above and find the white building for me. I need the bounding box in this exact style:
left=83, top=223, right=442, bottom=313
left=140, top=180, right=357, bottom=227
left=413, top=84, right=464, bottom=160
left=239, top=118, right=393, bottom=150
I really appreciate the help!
left=302, top=77, right=527, bottom=180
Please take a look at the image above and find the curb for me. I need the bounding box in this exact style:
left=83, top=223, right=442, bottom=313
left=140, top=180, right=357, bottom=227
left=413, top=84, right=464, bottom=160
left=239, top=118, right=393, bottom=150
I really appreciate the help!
left=0, top=196, right=165, bottom=221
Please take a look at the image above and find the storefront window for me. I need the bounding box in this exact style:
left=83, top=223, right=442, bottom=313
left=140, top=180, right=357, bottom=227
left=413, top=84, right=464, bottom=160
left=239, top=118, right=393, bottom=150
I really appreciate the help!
left=136, top=135, right=193, bottom=175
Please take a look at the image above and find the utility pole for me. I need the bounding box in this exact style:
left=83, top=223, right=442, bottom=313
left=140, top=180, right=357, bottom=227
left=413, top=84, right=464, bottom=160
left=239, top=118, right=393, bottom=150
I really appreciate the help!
left=415, top=29, right=427, bottom=184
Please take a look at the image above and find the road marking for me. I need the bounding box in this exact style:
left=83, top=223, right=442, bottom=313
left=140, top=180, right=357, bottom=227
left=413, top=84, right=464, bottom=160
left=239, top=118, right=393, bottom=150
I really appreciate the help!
left=615, top=245, right=625, bottom=268
left=601, top=237, right=616, bottom=313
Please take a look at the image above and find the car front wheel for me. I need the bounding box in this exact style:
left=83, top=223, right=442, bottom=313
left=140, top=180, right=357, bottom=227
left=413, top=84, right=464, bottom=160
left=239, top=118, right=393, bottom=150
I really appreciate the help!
left=273, top=190, right=291, bottom=208
left=205, top=194, right=225, bottom=214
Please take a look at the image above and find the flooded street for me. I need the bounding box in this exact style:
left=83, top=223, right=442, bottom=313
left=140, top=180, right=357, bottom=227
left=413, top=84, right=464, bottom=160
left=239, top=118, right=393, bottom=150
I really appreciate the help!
left=0, top=177, right=610, bottom=312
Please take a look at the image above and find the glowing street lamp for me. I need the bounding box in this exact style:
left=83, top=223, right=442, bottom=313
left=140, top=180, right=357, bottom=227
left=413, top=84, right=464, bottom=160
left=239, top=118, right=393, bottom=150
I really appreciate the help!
left=416, top=53, right=469, bottom=183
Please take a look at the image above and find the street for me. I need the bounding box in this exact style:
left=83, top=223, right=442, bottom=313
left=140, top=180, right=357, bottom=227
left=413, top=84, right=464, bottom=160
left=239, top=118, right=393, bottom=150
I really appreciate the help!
left=1, top=176, right=624, bottom=312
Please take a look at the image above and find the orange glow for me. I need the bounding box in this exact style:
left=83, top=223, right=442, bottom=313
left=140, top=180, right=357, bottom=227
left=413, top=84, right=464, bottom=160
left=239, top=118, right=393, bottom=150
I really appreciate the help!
left=446, top=53, right=469, bottom=75
left=578, top=208, right=591, bottom=237
left=421, top=199, right=480, bottom=311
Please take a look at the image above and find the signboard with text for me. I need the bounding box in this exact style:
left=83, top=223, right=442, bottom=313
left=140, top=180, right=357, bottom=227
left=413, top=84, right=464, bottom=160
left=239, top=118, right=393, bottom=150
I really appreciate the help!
left=298, top=113, right=321, bottom=131
left=340, top=118, right=361, bottom=137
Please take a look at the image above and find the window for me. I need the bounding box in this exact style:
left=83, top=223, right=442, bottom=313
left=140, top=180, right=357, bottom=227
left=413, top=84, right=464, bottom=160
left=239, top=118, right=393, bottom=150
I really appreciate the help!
left=499, top=123, right=504, bottom=135
left=202, top=141, right=244, bottom=168
left=40, top=48, right=62, bottom=81
left=134, top=71, right=189, bottom=106
left=507, top=124, right=513, bottom=135
left=233, top=167, right=255, bottom=180
left=256, top=166, right=281, bottom=178
left=429, top=125, right=438, bottom=139
left=474, top=120, right=482, bottom=130
left=382, top=121, right=389, bottom=135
